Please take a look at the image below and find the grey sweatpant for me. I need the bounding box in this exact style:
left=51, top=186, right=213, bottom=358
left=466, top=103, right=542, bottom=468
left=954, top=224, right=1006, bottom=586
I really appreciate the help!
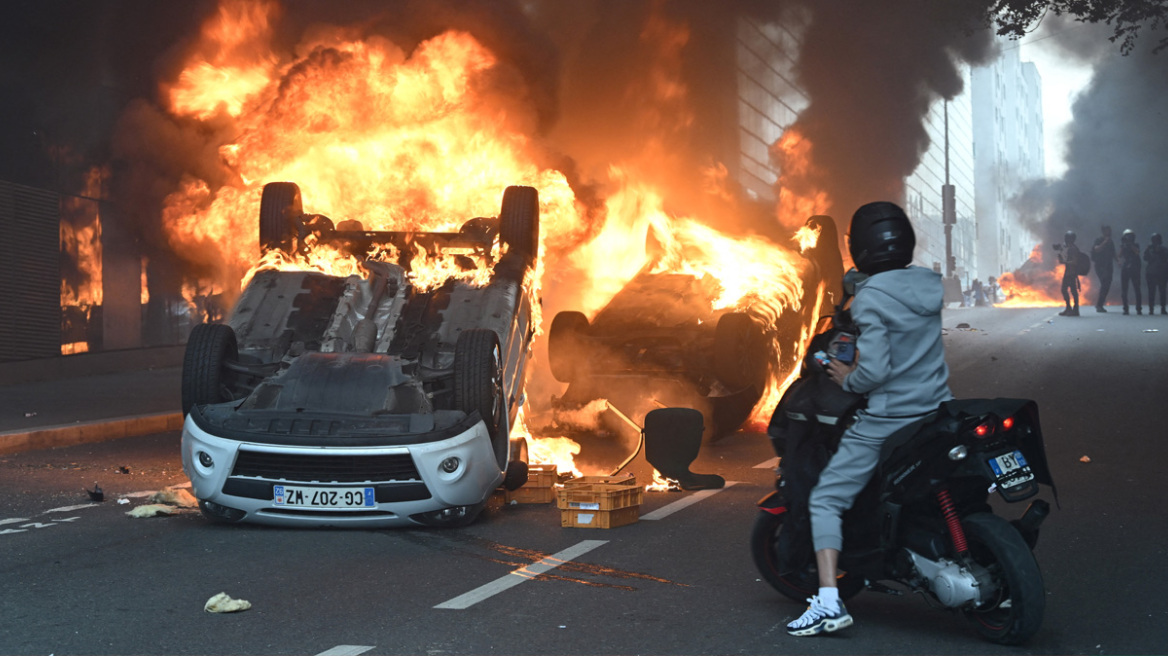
left=809, top=411, right=925, bottom=552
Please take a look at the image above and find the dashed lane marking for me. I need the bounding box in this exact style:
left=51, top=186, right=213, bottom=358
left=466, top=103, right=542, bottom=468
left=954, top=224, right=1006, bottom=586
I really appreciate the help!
left=434, top=540, right=608, bottom=610
left=640, top=482, right=738, bottom=521
left=1, top=481, right=193, bottom=535
left=754, top=457, right=779, bottom=469
left=45, top=503, right=100, bottom=513
left=316, top=646, right=374, bottom=656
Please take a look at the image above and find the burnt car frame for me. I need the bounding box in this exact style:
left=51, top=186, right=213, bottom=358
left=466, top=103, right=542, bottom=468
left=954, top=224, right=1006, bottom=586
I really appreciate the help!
left=546, top=215, right=842, bottom=443
left=547, top=269, right=772, bottom=442
left=180, top=182, right=539, bottom=527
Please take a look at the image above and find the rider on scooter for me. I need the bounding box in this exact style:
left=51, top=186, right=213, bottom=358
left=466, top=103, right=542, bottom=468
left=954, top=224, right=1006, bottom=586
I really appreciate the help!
left=787, top=201, right=953, bottom=636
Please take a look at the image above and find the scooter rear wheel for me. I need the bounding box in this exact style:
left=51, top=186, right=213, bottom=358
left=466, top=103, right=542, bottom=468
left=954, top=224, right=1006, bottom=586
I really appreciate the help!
left=961, top=513, right=1045, bottom=645
left=750, top=509, right=864, bottom=603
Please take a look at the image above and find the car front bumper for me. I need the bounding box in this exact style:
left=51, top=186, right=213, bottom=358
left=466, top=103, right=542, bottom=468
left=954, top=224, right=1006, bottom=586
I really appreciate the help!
left=180, top=414, right=504, bottom=527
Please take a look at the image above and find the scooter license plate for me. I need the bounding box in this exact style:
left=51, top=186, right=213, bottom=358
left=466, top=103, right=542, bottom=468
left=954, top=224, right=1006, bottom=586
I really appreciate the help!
left=988, top=450, right=1034, bottom=489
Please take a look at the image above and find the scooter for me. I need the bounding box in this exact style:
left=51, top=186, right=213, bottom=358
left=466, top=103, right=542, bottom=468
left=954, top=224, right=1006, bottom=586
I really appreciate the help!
left=751, top=286, right=1056, bottom=645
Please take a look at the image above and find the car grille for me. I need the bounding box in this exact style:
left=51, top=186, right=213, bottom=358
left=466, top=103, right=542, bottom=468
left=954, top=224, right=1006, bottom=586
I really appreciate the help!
left=231, top=450, right=421, bottom=483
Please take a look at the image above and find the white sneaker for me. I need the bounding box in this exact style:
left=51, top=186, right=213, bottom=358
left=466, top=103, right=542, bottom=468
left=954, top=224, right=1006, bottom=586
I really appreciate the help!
left=786, top=595, right=853, bottom=636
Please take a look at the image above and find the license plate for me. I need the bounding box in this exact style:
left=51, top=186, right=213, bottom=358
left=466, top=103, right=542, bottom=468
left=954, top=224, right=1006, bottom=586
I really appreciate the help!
left=988, top=450, right=1034, bottom=488
left=273, top=485, right=375, bottom=508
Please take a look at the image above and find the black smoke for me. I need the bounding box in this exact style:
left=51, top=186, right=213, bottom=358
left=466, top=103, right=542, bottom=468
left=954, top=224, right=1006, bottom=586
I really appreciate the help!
left=2, top=0, right=1012, bottom=294
left=778, top=0, right=996, bottom=224
left=1017, top=20, right=1168, bottom=252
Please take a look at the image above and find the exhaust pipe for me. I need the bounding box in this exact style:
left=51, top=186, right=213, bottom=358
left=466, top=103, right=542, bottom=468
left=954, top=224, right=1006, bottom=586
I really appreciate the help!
left=1012, top=499, right=1050, bottom=550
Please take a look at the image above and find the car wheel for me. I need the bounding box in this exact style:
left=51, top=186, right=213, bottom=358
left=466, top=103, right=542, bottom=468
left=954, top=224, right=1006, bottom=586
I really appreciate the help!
left=454, top=329, right=506, bottom=466
left=259, top=182, right=302, bottom=254
left=499, top=185, right=539, bottom=266
left=182, top=323, right=239, bottom=416
left=548, top=311, right=589, bottom=383
left=713, top=312, right=767, bottom=390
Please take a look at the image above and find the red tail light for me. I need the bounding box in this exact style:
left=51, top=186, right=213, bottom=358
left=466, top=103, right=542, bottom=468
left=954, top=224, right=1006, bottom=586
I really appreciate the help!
left=975, top=422, right=992, bottom=438
left=1002, top=416, right=1015, bottom=430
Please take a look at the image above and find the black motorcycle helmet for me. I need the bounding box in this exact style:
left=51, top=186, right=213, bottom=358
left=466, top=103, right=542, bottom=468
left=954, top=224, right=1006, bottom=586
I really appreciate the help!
left=1153, top=233, right=1163, bottom=246
left=1064, top=230, right=1077, bottom=245
left=848, top=201, right=915, bottom=275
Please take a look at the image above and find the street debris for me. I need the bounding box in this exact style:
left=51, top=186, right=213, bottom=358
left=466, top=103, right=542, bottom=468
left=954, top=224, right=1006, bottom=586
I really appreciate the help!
left=117, top=498, right=130, bottom=505
left=150, top=487, right=199, bottom=508
left=1080, top=455, right=1092, bottom=463
left=117, top=466, right=131, bottom=475
left=86, top=483, right=104, bottom=502
left=126, top=504, right=177, bottom=518
left=24, top=411, right=37, bottom=418
left=204, top=592, right=252, bottom=613
left=126, top=486, right=200, bottom=517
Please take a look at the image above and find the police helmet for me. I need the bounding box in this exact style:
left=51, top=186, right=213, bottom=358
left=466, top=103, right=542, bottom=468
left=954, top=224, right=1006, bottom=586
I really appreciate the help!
left=848, top=202, right=915, bottom=274
left=1064, top=230, right=1077, bottom=245
left=1123, top=229, right=1136, bottom=242
left=1153, top=233, right=1163, bottom=246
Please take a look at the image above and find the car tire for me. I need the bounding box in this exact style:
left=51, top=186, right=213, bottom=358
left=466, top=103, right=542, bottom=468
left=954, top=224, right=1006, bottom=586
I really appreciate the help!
left=499, top=186, right=539, bottom=266
left=260, top=182, right=302, bottom=253
left=182, top=323, right=239, bottom=416
left=713, top=312, right=767, bottom=390
left=548, top=311, right=589, bottom=383
left=454, top=329, right=506, bottom=466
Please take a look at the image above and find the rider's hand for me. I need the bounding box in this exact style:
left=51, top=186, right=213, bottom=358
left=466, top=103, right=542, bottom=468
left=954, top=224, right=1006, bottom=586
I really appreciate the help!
left=826, top=356, right=858, bottom=388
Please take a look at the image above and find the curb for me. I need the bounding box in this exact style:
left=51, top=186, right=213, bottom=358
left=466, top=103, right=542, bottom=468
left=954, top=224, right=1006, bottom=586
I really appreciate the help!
left=0, top=412, right=185, bottom=456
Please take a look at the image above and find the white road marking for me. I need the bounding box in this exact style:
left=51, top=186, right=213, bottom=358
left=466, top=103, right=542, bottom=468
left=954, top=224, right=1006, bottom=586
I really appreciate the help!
left=753, top=457, right=780, bottom=469
left=45, top=503, right=99, bottom=513
left=434, top=540, right=608, bottom=610
left=316, top=646, right=374, bottom=656
left=0, top=481, right=194, bottom=531
left=640, top=482, right=738, bottom=521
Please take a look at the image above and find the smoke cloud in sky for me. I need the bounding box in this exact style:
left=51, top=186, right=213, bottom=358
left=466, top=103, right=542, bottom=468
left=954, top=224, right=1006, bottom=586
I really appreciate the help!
left=780, top=0, right=996, bottom=223
left=3, top=0, right=1165, bottom=287
left=1016, top=22, right=1168, bottom=253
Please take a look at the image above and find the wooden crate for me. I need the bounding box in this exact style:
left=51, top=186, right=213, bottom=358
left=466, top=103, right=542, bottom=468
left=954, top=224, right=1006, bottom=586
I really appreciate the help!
left=504, top=464, right=559, bottom=504
left=560, top=505, right=640, bottom=529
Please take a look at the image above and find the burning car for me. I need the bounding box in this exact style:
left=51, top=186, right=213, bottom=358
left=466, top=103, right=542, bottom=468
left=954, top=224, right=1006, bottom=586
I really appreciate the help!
left=180, top=182, right=540, bottom=528
left=548, top=268, right=773, bottom=442
left=546, top=215, right=842, bottom=443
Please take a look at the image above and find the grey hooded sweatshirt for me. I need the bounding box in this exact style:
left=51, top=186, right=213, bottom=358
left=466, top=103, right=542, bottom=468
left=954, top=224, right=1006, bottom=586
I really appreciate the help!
left=842, top=265, right=952, bottom=417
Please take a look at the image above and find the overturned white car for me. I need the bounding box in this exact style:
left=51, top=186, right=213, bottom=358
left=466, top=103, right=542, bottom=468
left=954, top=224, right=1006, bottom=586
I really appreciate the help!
left=180, top=183, right=539, bottom=527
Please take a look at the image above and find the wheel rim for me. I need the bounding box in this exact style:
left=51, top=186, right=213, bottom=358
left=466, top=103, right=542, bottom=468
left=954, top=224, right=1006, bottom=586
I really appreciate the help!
left=968, top=545, right=1016, bottom=630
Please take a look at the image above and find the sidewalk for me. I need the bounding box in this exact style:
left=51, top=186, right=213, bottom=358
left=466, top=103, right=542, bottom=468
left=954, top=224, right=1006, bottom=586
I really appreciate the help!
left=0, top=347, right=184, bottom=455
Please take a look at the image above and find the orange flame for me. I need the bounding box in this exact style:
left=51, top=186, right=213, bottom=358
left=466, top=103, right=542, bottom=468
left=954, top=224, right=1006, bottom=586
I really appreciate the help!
left=166, top=0, right=279, bottom=120
left=997, top=244, right=1094, bottom=308
left=773, top=129, right=831, bottom=230
left=159, top=1, right=832, bottom=450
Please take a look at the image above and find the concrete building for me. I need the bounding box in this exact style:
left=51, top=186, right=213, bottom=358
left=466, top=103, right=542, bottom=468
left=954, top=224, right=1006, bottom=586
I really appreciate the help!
left=904, top=87, right=978, bottom=287
left=971, top=40, right=1045, bottom=280
left=733, top=14, right=808, bottom=203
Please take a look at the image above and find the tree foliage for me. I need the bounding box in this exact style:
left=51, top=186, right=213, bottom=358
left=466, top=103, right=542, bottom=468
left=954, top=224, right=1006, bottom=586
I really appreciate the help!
left=987, top=0, right=1168, bottom=53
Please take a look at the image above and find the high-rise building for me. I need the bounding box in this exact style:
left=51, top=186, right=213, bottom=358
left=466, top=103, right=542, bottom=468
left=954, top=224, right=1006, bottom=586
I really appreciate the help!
left=904, top=85, right=978, bottom=286
left=971, top=40, right=1045, bottom=280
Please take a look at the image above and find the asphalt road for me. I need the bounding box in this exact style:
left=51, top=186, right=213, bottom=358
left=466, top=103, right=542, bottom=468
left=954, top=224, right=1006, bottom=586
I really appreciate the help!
left=1, top=306, right=1166, bottom=655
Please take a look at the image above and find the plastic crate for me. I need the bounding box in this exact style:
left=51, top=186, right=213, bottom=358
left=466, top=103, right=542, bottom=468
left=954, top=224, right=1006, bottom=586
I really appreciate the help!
left=560, top=505, right=640, bottom=529
left=504, top=464, right=559, bottom=504
left=556, top=474, right=641, bottom=528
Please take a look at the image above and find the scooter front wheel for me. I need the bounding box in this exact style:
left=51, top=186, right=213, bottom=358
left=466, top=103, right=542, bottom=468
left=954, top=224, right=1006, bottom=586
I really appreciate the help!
left=750, top=509, right=864, bottom=603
